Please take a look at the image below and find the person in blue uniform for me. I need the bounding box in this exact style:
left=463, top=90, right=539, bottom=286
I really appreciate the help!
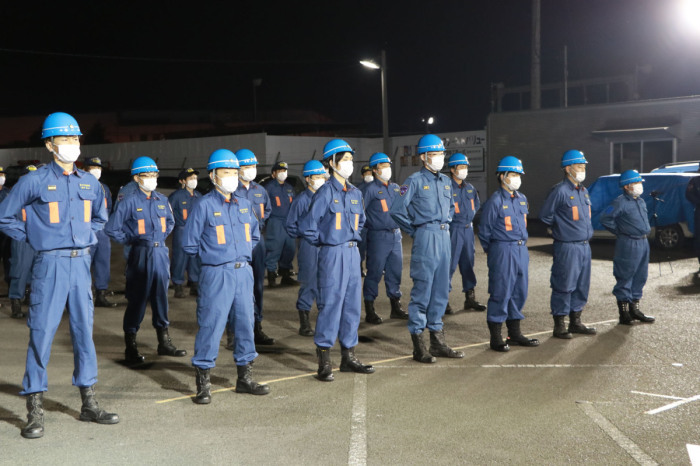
left=684, top=170, right=700, bottom=272
left=264, top=161, right=298, bottom=287
left=356, top=164, right=373, bottom=277
left=105, top=156, right=186, bottom=365
left=234, top=148, right=275, bottom=346
left=168, top=168, right=202, bottom=299
left=299, top=139, right=375, bottom=381
left=389, top=134, right=464, bottom=363
left=361, top=153, right=408, bottom=324
left=0, top=112, right=118, bottom=439
left=599, top=170, right=656, bottom=325
left=83, top=157, right=117, bottom=308
left=446, top=153, right=486, bottom=315
left=540, top=150, right=597, bottom=339
left=184, top=149, right=269, bottom=403
left=7, top=165, right=38, bottom=319
left=113, top=179, right=139, bottom=261
left=286, top=160, right=326, bottom=337
left=0, top=166, right=12, bottom=292
left=478, top=156, right=539, bottom=352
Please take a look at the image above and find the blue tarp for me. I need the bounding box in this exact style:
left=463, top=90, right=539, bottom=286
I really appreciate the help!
left=651, top=162, right=700, bottom=173
left=588, top=173, right=697, bottom=235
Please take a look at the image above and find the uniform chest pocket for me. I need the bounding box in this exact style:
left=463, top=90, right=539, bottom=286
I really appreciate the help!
left=39, top=190, right=64, bottom=224
left=565, top=197, right=582, bottom=221
left=498, top=207, right=514, bottom=231
left=376, top=195, right=390, bottom=213
left=77, top=190, right=97, bottom=223
left=208, top=216, right=229, bottom=245
left=155, top=205, right=168, bottom=232
left=328, top=199, right=344, bottom=230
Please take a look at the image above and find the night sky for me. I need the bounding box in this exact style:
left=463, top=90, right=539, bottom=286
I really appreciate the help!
left=2, top=1, right=700, bottom=135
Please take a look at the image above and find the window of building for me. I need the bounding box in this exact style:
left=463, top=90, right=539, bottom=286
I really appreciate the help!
left=611, top=140, right=674, bottom=173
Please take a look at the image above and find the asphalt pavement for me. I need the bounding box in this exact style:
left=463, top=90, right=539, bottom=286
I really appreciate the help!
left=2, top=225, right=700, bottom=465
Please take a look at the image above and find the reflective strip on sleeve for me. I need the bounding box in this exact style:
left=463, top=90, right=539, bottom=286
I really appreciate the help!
left=504, top=216, right=512, bottom=231
left=380, top=199, right=389, bottom=212
left=245, top=223, right=251, bottom=242
left=288, top=196, right=292, bottom=204
left=454, top=201, right=460, bottom=214
left=84, top=200, right=91, bottom=222
left=49, top=202, right=59, bottom=224
left=104, top=198, right=108, bottom=209
left=137, top=219, right=146, bottom=235
left=275, top=196, right=281, bottom=207
left=216, top=225, right=226, bottom=244
left=335, top=212, right=342, bottom=230
left=572, top=206, right=579, bottom=221
left=183, top=209, right=188, bottom=220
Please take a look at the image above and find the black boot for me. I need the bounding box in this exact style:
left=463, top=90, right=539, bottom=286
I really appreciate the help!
left=389, top=297, right=409, bottom=319
left=552, top=315, right=573, bottom=339
left=78, top=385, right=119, bottom=424
left=11, top=298, right=25, bottom=319
left=411, top=332, right=436, bottom=363
left=173, top=284, right=186, bottom=299
left=156, top=327, right=187, bottom=356
left=235, top=363, right=270, bottom=395
left=124, top=332, right=146, bottom=363
left=444, top=302, right=455, bottom=315
left=279, top=269, right=299, bottom=286
left=224, top=329, right=235, bottom=351
left=568, top=311, right=597, bottom=335
left=487, top=321, right=510, bottom=352
left=617, top=301, right=634, bottom=325
left=464, top=289, right=486, bottom=311
left=23, top=286, right=30, bottom=305
left=630, top=300, right=655, bottom=323
left=505, top=319, right=539, bottom=347
left=298, top=310, right=315, bottom=336
left=189, top=282, right=199, bottom=297
left=193, top=367, right=212, bottom=404
left=364, top=300, right=383, bottom=324
left=267, top=270, right=278, bottom=288
left=429, top=329, right=465, bottom=358
left=340, top=347, right=375, bottom=373
left=95, top=289, right=117, bottom=308
left=21, top=392, right=44, bottom=439
left=254, top=321, right=275, bottom=345
left=315, top=346, right=334, bottom=381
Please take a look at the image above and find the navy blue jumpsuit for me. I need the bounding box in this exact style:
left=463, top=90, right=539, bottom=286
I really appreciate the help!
left=90, top=182, right=112, bottom=291
left=168, top=187, right=202, bottom=286
left=264, top=180, right=296, bottom=273
left=448, top=178, right=480, bottom=293
left=286, top=188, right=319, bottom=312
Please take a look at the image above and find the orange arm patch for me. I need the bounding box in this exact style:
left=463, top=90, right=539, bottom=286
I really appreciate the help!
left=259, top=203, right=265, bottom=219
left=244, top=223, right=251, bottom=241
left=471, top=199, right=475, bottom=211
left=182, top=208, right=188, bottom=220
left=160, top=217, right=166, bottom=233
left=275, top=196, right=281, bottom=207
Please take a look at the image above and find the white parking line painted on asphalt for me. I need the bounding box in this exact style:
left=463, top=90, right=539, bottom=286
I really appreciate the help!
left=687, top=444, right=700, bottom=465
left=630, top=390, right=686, bottom=401
left=578, top=401, right=658, bottom=466
left=348, top=375, right=368, bottom=466
left=645, top=395, right=700, bottom=415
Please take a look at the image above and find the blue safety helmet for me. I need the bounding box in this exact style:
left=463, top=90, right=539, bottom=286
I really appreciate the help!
left=369, top=152, right=391, bottom=167
left=323, top=139, right=354, bottom=160
left=448, top=153, right=470, bottom=167
left=42, top=112, right=82, bottom=139
left=207, top=149, right=239, bottom=171
left=561, top=150, right=587, bottom=167
left=619, top=169, right=644, bottom=187
left=496, top=156, right=525, bottom=174
left=131, top=156, right=159, bottom=175
left=303, top=160, right=326, bottom=177
left=417, top=134, right=445, bottom=154
left=235, top=148, right=258, bottom=166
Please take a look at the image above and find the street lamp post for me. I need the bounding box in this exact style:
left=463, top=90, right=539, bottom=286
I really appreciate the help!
left=360, top=49, right=391, bottom=155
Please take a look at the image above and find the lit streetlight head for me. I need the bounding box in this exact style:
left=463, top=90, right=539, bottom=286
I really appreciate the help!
left=679, top=0, right=700, bottom=34
left=360, top=59, right=380, bottom=70
left=427, top=116, right=435, bottom=125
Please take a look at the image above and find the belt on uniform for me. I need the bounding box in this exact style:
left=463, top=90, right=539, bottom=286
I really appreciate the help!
left=231, top=261, right=247, bottom=269
left=555, top=240, right=588, bottom=244
left=321, top=241, right=357, bottom=248
left=133, top=239, right=165, bottom=248
left=494, top=240, right=526, bottom=245
left=620, top=234, right=647, bottom=240
left=40, top=247, right=90, bottom=257
left=451, top=223, right=472, bottom=229
left=418, top=223, right=449, bottom=230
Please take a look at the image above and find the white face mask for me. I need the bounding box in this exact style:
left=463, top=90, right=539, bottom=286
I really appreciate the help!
left=0, top=176, right=5, bottom=186
left=89, top=169, right=102, bottom=180
left=570, top=169, right=586, bottom=183
left=455, top=168, right=468, bottom=180
left=424, top=154, right=445, bottom=172
left=277, top=171, right=288, bottom=182
left=186, top=179, right=198, bottom=190
left=53, top=144, right=81, bottom=163
left=364, top=175, right=374, bottom=183
left=377, top=167, right=392, bottom=182
left=335, top=160, right=354, bottom=179
left=310, top=178, right=325, bottom=191
left=505, top=175, right=522, bottom=191
left=139, top=177, right=158, bottom=193
left=631, top=183, right=643, bottom=197
left=215, top=175, right=239, bottom=194
left=241, top=167, right=257, bottom=182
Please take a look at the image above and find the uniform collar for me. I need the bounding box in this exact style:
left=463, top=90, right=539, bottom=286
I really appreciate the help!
left=136, top=188, right=155, bottom=200
left=499, top=187, right=519, bottom=199
left=564, top=177, right=580, bottom=190
left=329, top=176, right=346, bottom=192
left=420, top=167, right=440, bottom=179
left=214, top=189, right=235, bottom=204
left=50, top=161, right=84, bottom=178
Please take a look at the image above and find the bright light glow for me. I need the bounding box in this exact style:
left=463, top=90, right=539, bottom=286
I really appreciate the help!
left=679, top=0, right=700, bottom=34
left=360, top=60, right=380, bottom=70
left=427, top=117, right=435, bottom=125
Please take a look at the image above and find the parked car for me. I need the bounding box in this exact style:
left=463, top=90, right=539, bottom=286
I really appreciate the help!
left=588, top=172, right=697, bottom=249
left=651, top=161, right=700, bottom=173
